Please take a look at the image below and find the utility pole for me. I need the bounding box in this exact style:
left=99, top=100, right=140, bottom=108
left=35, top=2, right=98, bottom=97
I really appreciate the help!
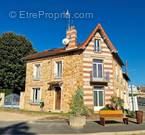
left=131, top=84, right=134, bottom=112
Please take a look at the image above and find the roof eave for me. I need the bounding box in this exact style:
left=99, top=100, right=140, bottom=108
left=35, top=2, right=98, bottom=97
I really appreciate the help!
left=24, top=47, right=84, bottom=61
left=123, top=73, right=130, bottom=81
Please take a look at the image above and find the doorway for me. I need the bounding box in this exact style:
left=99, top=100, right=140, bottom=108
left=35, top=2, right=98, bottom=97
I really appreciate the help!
left=55, top=87, right=61, bottom=110
left=93, top=86, right=104, bottom=111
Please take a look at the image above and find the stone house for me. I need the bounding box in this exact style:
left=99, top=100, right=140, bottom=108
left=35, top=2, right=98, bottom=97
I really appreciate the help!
left=23, top=23, right=130, bottom=112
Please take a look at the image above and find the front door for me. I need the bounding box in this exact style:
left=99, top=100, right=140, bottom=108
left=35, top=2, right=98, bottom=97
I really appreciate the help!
left=55, top=87, right=61, bottom=110
left=93, top=87, right=104, bottom=111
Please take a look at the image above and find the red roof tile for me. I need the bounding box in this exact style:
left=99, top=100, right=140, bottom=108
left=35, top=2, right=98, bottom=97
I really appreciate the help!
left=82, top=23, right=117, bottom=52
left=24, top=23, right=124, bottom=66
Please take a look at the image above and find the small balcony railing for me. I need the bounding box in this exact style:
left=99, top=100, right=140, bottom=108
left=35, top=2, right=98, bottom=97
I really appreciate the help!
left=90, top=72, right=110, bottom=85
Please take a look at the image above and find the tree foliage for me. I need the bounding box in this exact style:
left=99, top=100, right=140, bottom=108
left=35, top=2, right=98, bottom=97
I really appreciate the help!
left=0, top=32, right=36, bottom=92
left=70, top=87, right=89, bottom=116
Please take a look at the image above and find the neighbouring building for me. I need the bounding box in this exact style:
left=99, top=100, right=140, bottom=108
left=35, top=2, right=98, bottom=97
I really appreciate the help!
left=23, top=23, right=130, bottom=112
left=138, top=86, right=145, bottom=96
left=128, top=85, right=139, bottom=111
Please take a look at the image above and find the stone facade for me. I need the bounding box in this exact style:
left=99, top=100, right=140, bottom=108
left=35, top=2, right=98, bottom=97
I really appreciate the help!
left=24, top=51, right=83, bottom=112
left=23, top=24, right=129, bottom=112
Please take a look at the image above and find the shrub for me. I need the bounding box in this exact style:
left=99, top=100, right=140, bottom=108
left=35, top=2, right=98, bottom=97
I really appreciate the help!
left=126, top=110, right=136, bottom=118
left=101, top=104, right=114, bottom=110
left=70, top=87, right=89, bottom=116
left=40, top=101, right=44, bottom=109
left=110, top=96, right=124, bottom=110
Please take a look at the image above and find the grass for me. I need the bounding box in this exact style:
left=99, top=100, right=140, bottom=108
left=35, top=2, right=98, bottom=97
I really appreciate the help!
left=0, top=107, right=69, bottom=117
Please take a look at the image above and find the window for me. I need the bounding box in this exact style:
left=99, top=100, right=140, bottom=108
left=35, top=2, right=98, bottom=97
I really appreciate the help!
left=93, top=59, right=103, bottom=79
left=115, top=65, right=118, bottom=80
left=32, top=88, right=41, bottom=103
left=55, top=61, right=62, bottom=78
left=93, top=87, right=104, bottom=106
left=33, top=64, right=40, bottom=80
left=94, top=39, right=101, bottom=52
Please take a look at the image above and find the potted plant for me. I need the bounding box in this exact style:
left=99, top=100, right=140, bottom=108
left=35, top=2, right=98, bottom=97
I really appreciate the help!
left=69, top=88, right=89, bottom=128
left=40, top=101, right=44, bottom=111
left=110, top=96, right=124, bottom=110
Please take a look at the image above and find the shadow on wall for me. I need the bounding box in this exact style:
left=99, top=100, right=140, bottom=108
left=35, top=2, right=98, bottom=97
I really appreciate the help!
left=0, top=122, right=36, bottom=135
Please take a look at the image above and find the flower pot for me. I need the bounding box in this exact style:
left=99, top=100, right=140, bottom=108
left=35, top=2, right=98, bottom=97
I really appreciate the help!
left=136, top=111, right=143, bottom=124
left=69, top=116, right=86, bottom=128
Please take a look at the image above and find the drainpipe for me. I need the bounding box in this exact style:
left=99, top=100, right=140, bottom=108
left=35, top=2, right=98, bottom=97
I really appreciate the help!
left=131, top=84, right=134, bottom=112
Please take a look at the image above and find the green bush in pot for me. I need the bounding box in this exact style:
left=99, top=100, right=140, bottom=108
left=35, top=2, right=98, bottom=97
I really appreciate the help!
left=69, top=87, right=89, bottom=128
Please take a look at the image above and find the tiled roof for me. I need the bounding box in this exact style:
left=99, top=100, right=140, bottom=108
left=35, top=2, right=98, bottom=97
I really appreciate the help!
left=24, top=45, right=83, bottom=60
left=82, top=23, right=117, bottom=52
left=24, top=23, right=124, bottom=65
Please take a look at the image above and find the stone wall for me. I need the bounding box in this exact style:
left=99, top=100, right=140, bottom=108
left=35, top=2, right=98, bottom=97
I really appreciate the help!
left=23, top=51, right=83, bottom=112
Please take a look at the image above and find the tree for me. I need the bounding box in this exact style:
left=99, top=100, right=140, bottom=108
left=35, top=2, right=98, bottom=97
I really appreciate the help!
left=0, top=32, right=36, bottom=93
left=70, top=87, right=89, bottom=116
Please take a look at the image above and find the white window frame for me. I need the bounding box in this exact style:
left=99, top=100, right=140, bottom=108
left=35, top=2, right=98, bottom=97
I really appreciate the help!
left=32, top=88, right=41, bottom=104
left=55, top=61, right=62, bottom=79
left=33, top=64, right=41, bottom=80
left=93, top=87, right=104, bottom=111
left=115, top=65, right=118, bottom=80
left=92, top=60, right=104, bottom=79
left=94, top=39, right=101, bottom=52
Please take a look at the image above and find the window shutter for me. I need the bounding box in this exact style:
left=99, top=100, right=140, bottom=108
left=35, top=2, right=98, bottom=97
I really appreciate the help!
left=37, top=89, right=40, bottom=102
left=30, top=88, right=34, bottom=102
left=59, top=62, right=62, bottom=77
left=39, top=88, right=41, bottom=102
left=54, top=62, right=57, bottom=78
left=33, top=65, right=36, bottom=79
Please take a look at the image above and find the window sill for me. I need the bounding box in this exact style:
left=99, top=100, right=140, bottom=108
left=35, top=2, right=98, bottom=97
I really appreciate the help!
left=33, top=79, right=40, bottom=81
left=54, top=77, right=62, bottom=79
left=29, top=102, right=40, bottom=106
left=94, top=51, right=101, bottom=53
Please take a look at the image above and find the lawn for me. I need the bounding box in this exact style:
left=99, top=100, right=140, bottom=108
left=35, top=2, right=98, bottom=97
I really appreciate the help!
left=0, top=107, right=69, bottom=120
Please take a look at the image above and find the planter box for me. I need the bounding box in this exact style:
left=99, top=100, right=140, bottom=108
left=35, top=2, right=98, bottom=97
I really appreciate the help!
left=69, top=116, right=86, bottom=128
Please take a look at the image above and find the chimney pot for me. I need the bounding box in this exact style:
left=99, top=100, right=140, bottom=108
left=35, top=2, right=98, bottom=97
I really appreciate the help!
left=65, top=26, right=77, bottom=49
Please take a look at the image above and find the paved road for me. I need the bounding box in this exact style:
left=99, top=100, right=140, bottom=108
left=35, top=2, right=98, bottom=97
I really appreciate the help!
left=0, top=120, right=145, bottom=135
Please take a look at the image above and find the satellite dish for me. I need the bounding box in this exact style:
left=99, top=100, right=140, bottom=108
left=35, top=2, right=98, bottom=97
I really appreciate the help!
left=62, top=38, right=70, bottom=45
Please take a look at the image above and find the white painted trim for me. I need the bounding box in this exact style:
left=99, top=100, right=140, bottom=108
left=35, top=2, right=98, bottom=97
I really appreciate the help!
left=53, top=90, right=55, bottom=111
left=83, top=68, right=92, bottom=71
left=60, top=84, right=63, bottom=111
left=83, top=78, right=90, bottom=81
left=93, top=87, right=105, bottom=111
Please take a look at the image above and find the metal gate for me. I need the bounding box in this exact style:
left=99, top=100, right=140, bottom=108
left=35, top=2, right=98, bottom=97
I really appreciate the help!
left=4, top=94, right=20, bottom=108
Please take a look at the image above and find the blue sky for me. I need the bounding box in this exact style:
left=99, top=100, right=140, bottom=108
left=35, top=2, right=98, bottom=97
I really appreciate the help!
left=0, top=0, right=145, bottom=85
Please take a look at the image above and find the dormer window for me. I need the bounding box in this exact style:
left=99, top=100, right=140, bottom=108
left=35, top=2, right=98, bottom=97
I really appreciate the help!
left=94, top=39, right=101, bottom=52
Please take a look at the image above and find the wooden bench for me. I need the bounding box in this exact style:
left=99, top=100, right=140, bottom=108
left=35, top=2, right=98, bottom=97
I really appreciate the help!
left=99, top=110, right=128, bottom=126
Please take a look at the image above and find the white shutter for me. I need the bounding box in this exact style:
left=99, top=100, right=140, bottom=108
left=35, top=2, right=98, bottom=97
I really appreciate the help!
left=38, top=88, right=41, bottom=102
left=54, top=62, right=57, bottom=78
left=33, top=65, right=36, bottom=79
left=30, top=88, right=34, bottom=102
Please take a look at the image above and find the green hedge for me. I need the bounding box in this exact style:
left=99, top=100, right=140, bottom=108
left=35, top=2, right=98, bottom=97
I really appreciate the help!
left=0, top=89, right=13, bottom=96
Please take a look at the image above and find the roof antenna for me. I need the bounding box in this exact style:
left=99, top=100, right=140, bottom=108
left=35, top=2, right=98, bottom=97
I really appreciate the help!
left=65, top=10, right=71, bottom=29
left=125, top=60, right=128, bottom=74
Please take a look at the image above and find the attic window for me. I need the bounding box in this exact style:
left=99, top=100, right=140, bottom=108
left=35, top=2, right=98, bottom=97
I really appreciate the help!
left=94, top=39, right=101, bottom=52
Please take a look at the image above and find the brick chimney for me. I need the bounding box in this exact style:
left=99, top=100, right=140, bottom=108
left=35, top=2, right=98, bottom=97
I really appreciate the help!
left=66, top=26, right=77, bottom=50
